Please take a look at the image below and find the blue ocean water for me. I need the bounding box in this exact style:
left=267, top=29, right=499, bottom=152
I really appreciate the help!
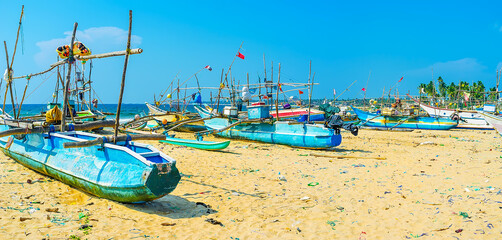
left=3, top=103, right=230, bottom=123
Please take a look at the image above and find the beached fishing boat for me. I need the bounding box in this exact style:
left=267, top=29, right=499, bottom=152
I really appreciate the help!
left=0, top=11, right=180, bottom=203
left=0, top=122, right=180, bottom=203
left=407, top=94, right=491, bottom=129
left=479, top=111, right=502, bottom=135
left=145, top=102, right=206, bottom=132
left=194, top=104, right=356, bottom=149
left=159, top=136, right=230, bottom=150
left=352, top=106, right=458, bottom=130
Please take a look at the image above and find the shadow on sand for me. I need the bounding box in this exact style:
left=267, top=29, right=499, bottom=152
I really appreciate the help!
left=123, top=195, right=218, bottom=219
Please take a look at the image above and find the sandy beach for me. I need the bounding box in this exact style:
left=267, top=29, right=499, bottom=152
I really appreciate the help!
left=0, top=128, right=500, bottom=239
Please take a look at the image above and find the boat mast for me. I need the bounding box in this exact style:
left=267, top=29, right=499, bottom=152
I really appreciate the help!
left=113, top=10, right=133, bottom=142
left=2, top=6, right=24, bottom=119
left=364, top=70, right=371, bottom=108
left=497, top=68, right=501, bottom=101
left=60, top=22, right=78, bottom=130
left=307, top=60, right=312, bottom=122
left=88, top=60, right=93, bottom=110
left=215, top=68, right=223, bottom=113
left=270, top=61, right=273, bottom=106
left=275, top=63, right=281, bottom=120
left=246, top=72, right=249, bottom=106
left=3, top=42, right=16, bottom=119
left=54, top=58, right=60, bottom=103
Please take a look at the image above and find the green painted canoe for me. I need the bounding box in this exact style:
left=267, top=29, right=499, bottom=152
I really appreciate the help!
left=159, top=137, right=230, bottom=150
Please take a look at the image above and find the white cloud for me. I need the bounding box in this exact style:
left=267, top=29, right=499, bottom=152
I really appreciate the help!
left=411, top=58, right=486, bottom=75
left=34, top=26, right=142, bottom=66
left=408, top=58, right=487, bottom=80
left=431, top=58, right=485, bottom=73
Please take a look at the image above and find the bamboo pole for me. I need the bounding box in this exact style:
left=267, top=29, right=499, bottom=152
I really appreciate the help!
left=263, top=54, right=267, bottom=82
left=182, top=84, right=187, bottom=113
left=48, top=49, right=143, bottom=69
left=60, top=22, right=78, bottom=130
left=3, top=5, right=24, bottom=117
left=0, top=120, right=116, bottom=138
left=364, top=70, right=371, bottom=108
left=163, top=117, right=212, bottom=132
left=2, top=42, right=11, bottom=116
left=88, top=61, right=93, bottom=109
left=380, top=86, right=385, bottom=110
left=215, top=68, right=224, bottom=113
left=176, top=79, right=180, bottom=111
left=16, top=77, right=29, bottom=119
left=497, top=69, right=501, bottom=100
left=275, top=63, right=281, bottom=120
left=196, top=118, right=269, bottom=135
left=258, top=73, right=262, bottom=101
left=3, top=42, right=17, bottom=119
left=10, top=5, right=24, bottom=70
left=246, top=72, right=250, bottom=106
left=333, top=80, right=357, bottom=101
left=64, top=133, right=165, bottom=149
left=55, top=56, right=61, bottom=103
left=114, top=10, right=133, bottom=143
left=307, top=61, right=312, bottom=122
left=215, top=42, right=244, bottom=109
left=270, top=61, right=273, bottom=105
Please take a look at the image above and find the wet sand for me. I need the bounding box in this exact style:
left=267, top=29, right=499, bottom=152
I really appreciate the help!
left=0, top=128, right=500, bottom=239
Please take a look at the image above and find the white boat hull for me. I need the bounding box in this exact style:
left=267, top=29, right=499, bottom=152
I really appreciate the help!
left=417, top=102, right=491, bottom=129
left=480, top=112, right=502, bottom=135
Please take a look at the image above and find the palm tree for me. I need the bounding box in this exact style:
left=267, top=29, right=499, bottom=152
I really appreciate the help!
left=425, top=81, right=437, bottom=97
left=446, top=82, right=457, bottom=100
left=488, top=87, right=497, bottom=100
left=437, top=77, right=447, bottom=98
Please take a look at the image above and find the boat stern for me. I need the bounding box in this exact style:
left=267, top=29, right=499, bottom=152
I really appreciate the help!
left=145, top=161, right=181, bottom=199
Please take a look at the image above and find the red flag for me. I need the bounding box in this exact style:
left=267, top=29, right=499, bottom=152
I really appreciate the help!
left=278, top=83, right=283, bottom=92
left=237, top=52, right=245, bottom=59
left=262, top=95, right=269, bottom=99
left=299, top=90, right=304, bottom=94
left=398, top=76, right=404, bottom=82
left=361, top=88, right=366, bottom=92
left=204, top=65, right=212, bottom=71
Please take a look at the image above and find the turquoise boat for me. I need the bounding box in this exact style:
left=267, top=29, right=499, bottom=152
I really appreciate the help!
left=0, top=124, right=180, bottom=203
left=159, top=137, right=230, bottom=150
left=352, top=106, right=458, bottom=130
left=194, top=105, right=351, bottom=149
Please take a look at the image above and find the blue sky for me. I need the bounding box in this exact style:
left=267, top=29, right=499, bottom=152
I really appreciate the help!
left=0, top=1, right=501, bottom=104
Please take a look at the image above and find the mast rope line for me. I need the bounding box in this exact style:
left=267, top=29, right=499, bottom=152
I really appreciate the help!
left=25, top=69, right=56, bottom=100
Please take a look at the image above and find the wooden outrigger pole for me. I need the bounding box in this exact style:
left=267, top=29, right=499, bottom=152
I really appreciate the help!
left=113, top=10, right=133, bottom=143
left=2, top=6, right=24, bottom=118
left=60, top=22, right=78, bottom=131
left=2, top=42, right=15, bottom=118
left=275, top=63, right=281, bottom=120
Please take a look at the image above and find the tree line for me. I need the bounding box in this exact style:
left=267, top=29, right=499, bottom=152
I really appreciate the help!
left=418, top=77, right=498, bottom=101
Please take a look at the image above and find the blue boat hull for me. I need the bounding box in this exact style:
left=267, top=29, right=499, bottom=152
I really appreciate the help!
left=352, top=107, right=458, bottom=130
left=195, top=106, right=341, bottom=149
left=0, top=125, right=180, bottom=203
